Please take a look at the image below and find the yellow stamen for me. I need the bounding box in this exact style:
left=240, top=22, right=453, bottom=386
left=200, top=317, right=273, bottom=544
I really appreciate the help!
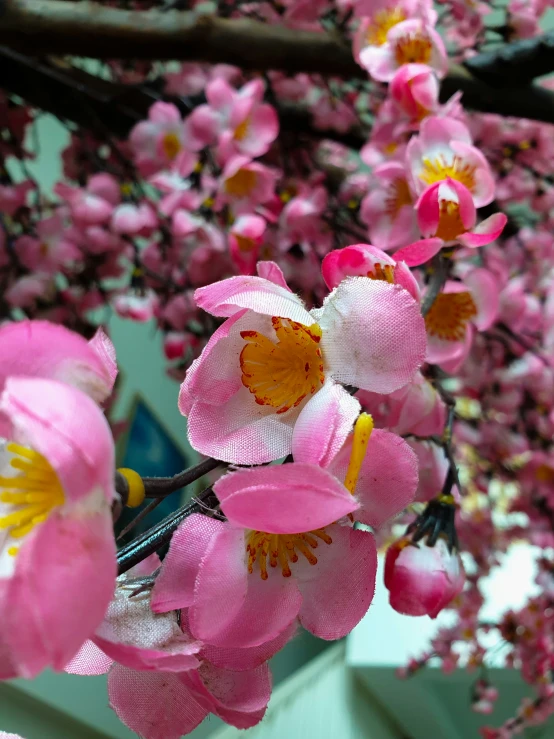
left=366, top=7, right=406, bottom=46
left=384, top=177, right=412, bottom=219
left=535, top=464, right=554, bottom=484
left=0, top=443, right=64, bottom=542
left=420, top=155, right=476, bottom=192
left=224, top=168, right=258, bottom=198
left=425, top=292, right=477, bottom=342
left=117, top=468, right=145, bottom=508
left=240, top=317, right=324, bottom=414
left=7, top=546, right=18, bottom=557
left=246, top=528, right=333, bottom=580
left=344, top=413, right=374, bottom=494
left=234, top=234, right=256, bottom=253
left=162, top=132, right=181, bottom=161
left=234, top=117, right=250, bottom=141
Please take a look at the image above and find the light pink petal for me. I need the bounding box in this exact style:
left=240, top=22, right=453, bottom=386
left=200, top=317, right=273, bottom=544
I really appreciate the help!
left=201, top=621, right=297, bottom=672
left=426, top=330, right=468, bottom=365
left=328, top=429, right=418, bottom=528
left=194, top=275, right=312, bottom=324
left=457, top=213, right=507, bottom=248
left=214, top=463, right=358, bottom=534
left=189, top=525, right=248, bottom=643
left=394, top=238, right=444, bottom=267
left=297, top=526, right=377, bottom=640
left=394, top=261, right=421, bottom=302
left=108, top=666, right=207, bottom=739
left=3, top=512, right=116, bottom=676
left=179, top=309, right=248, bottom=415
left=321, top=244, right=395, bottom=290
left=450, top=140, right=495, bottom=207
left=64, top=640, right=113, bottom=676
left=187, top=385, right=299, bottom=464
left=1, top=377, right=115, bottom=504
left=416, top=182, right=441, bottom=236
left=465, top=268, right=500, bottom=331
left=256, top=260, right=292, bottom=291
left=196, top=564, right=301, bottom=648
left=292, top=380, right=360, bottom=468
left=88, top=327, right=117, bottom=393
left=0, top=320, right=115, bottom=406
left=318, top=279, right=426, bottom=394
left=152, top=515, right=224, bottom=613
left=444, top=178, right=476, bottom=230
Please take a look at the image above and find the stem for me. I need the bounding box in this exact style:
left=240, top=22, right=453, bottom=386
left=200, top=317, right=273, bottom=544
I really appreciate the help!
left=117, top=486, right=218, bottom=576
left=421, top=256, right=448, bottom=317
left=142, top=456, right=224, bottom=496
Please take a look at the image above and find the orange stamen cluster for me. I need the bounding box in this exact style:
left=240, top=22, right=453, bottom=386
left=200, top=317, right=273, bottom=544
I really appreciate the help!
left=225, top=168, right=258, bottom=198
left=246, top=529, right=333, bottom=580
left=435, top=200, right=465, bottom=242
left=394, top=31, right=433, bottom=66
left=367, top=263, right=395, bottom=284
left=420, top=155, right=476, bottom=192
left=240, top=317, right=324, bottom=414
left=162, top=132, right=182, bottom=161
left=425, top=292, right=478, bottom=341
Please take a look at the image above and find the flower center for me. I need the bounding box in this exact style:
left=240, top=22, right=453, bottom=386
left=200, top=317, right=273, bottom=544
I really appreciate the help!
left=240, top=317, right=324, bottom=414
left=535, top=464, right=554, bottom=483
left=246, top=528, right=333, bottom=580
left=234, top=234, right=256, bottom=253
left=393, top=31, right=432, bottom=66
left=385, top=177, right=412, bottom=219
left=162, top=132, right=182, bottom=161
left=420, top=155, right=476, bottom=191
left=367, top=8, right=406, bottom=46
left=435, top=200, right=465, bottom=242
left=234, top=117, right=250, bottom=142
left=425, top=292, right=477, bottom=341
left=367, top=263, right=395, bottom=283
left=0, top=443, right=64, bottom=554
left=225, top=168, right=258, bottom=198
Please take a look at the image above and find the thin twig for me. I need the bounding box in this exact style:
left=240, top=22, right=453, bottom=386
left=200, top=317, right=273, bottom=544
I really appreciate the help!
left=142, top=456, right=224, bottom=496
left=421, top=256, right=448, bottom=317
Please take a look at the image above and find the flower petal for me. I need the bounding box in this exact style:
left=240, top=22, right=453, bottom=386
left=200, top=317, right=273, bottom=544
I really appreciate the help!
left=318, top=279, right=426, bottom=394
left=394, top=238, right=444, bottom=267
left=214, top=464, right=358, bottom=534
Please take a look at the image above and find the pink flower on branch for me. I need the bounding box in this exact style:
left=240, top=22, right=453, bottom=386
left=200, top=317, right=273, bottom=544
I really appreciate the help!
left=180, top=263, right=426, bottom=463
left=0, top=377, right=117, bottom=678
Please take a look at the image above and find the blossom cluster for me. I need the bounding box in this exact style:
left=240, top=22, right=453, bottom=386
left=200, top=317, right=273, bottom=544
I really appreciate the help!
left=1, top=0, right=554, bottom=737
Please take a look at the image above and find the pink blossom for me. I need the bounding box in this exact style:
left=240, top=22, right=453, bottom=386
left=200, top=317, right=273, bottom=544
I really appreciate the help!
left=186, top=79, right=278, bottom=161
left=113, top=290, right=159, bottom=323
left=0, top=377, right=116, bottom=678
left=0, top=181, right=34, bottom=217
left=15, top=213, right=80, bottom=274
left=390, top=64, right=440, bottom=123
left=130, top=102, right=188, bottom=177
left=54, top=174, right=121, bottom=225
left=424, top=269, right=500, bottom=369
left=181, top=265, right=426, bottom=463
left=321, top=242, right=420, bottom=301
left=111, top=202, right=157, bottom=236
left=394, top=179, right=507, bottom=266
left=360, top=162, right=419, bottom=249
left=356, top=19, right=448, bottom=82
left=229, top=215, right=267, bottom=276
left=218, top=156, right=278, bottom=214
left=385, top=537, right=465, bottom=617
left=406, top=116, right=495, bottom=207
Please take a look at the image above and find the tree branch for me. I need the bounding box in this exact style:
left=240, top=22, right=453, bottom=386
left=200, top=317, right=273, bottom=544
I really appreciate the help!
left=2, top=1, right=554, bottom=125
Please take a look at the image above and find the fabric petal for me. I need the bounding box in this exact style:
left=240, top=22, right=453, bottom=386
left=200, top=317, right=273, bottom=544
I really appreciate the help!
left=328, top=429, right=418, bottom=527
left=201, top=620, right=297, bottom=672
left=292, top=380, right=360, bottom=468
left=256, top=261, right=292, bottom=291
left=297, top=525, right=377, bottom=640
left=194, top=275, right=312, bottom=324
left=318, top=279, right=426, bottom=394
left=152, top=514, right=224, bottom=613
left=108, top=666, right=207, bottom=739
left=394, top=238, right=444, bottom=267
left=215, top=463, right=358, bottom=534
left=64, top=640, right=114, bottom=675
